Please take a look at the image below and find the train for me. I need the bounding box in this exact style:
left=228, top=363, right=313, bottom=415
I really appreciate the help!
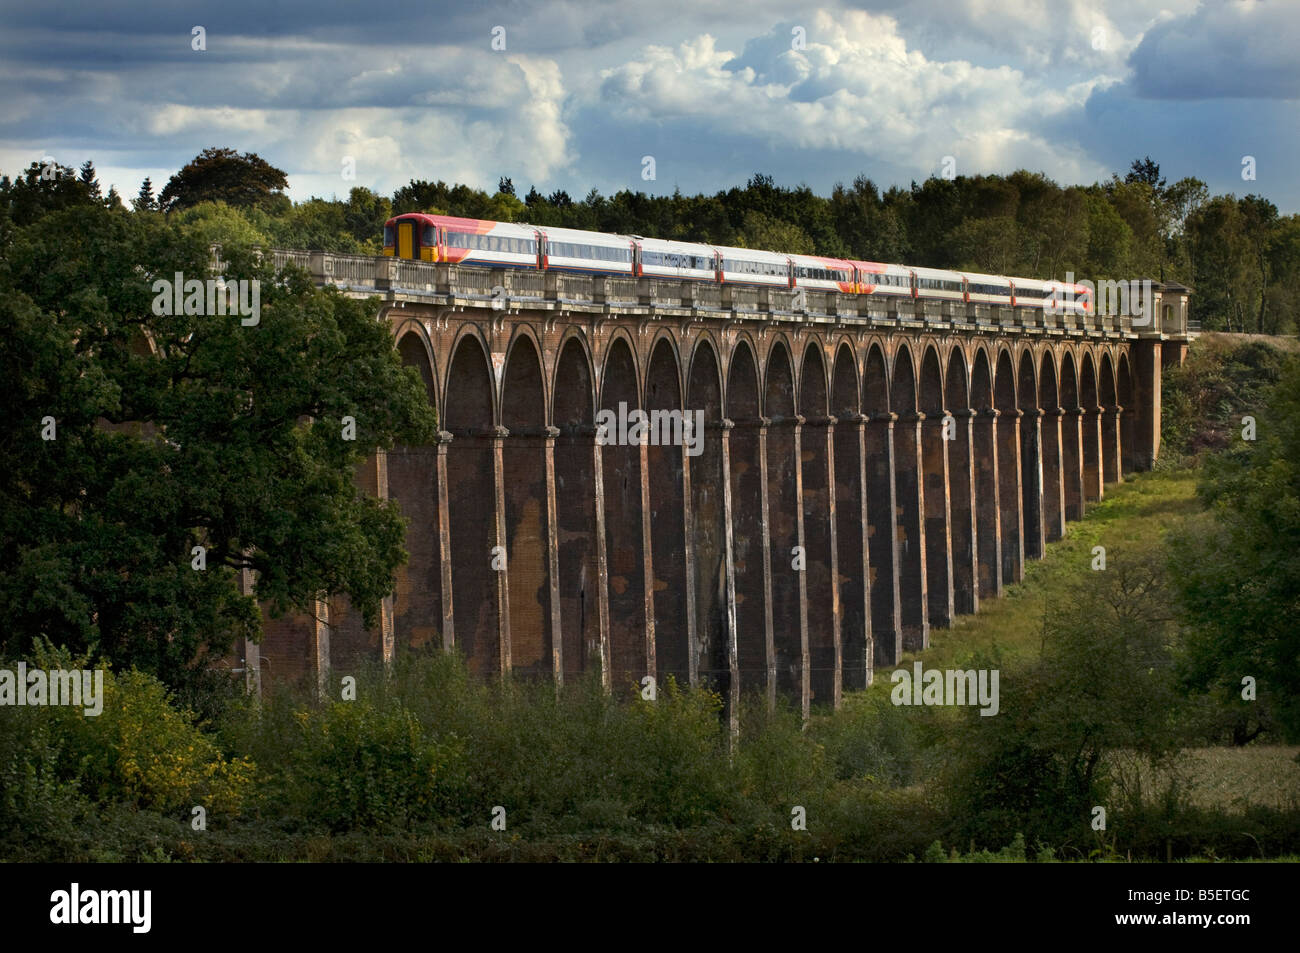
left=382, top=212, right=1092, bottom=313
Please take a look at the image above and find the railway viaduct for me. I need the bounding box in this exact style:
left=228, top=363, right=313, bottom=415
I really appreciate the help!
left=241, top=249, right=1193, bottom=720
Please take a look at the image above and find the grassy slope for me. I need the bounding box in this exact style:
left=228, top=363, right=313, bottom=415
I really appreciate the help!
left=897, top=469, right=1199, bottom=673
left=844, top=466, right=1300, bottom=814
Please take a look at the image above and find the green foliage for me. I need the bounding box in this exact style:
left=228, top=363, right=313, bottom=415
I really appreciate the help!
left=1160, top=334, right=1286, bottom=465
left=159, top=147, right=289, bottom=213
left=0, top=200, right=438, bottom=685
left=172, top=200, right=275, bottom=249
left=1170, top=354, right=1300, bottom=741
left=0, top=641, right=254, bottom=821
left=946, top=554, right=1183, bottom=850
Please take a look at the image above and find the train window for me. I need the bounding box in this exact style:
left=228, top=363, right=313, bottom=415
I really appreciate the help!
left=383, top=225, right=394, bottom=246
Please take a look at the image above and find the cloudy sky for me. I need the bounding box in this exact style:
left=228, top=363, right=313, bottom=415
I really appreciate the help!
left=1, top=0, right=1297, bottom=211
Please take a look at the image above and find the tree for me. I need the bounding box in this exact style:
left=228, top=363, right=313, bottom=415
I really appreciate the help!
left=1126, top=156, right=1166, bottom=193
left=159, top=147, right=289, bottom=213
left=1239, top=195, right=1279, bottom=333
left=0, top=202, right=438, bottom=688
left=0, top=160, right=101, bottom=229
left=341, top=187, right=392, bottom=247
left=1162, top=177, right=1208, bottom=283
left=735, top=210, right=814, bottom=254
left=133, top=178, right=158, bottom=212
left=498, top=176, right=515, bottom=196
left=950, top=555, right=1181, bottom=847
left=1082, top=190, right=1133, bottom=278
left=79, top=161, right=102, bottom=200
left=392, top=179, right=450, bottom=216
left=1187, top=196, right=1251, bottom=330
left=1170, top=356, right=1300, bottom=742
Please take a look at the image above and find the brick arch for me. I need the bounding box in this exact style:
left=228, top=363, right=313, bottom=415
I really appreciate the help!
left=503, top=323, right=549, bottom=424
left=725, top=336, right=767, bottom=695
left=945, top=346, right=971, bottom=411
left=799, top=340, right=829, bottom=418
left=863, top=342, right=890, bottom=413
left=763, top=337, right=797, bottom=419
left=502, top=334, right=546, bottom=430
left=1080, top=351, right=1102, bottom=501
left=686, top=335, right=728, bottom=706
left=1118, top=352, right=1136, bottom=475
left=443, top=331, right=501, bottom=677
left=799, top=339, right=835, bottom=706
left=831, top=341, right=868, bottom=691
left=831, top=341, right=860, bottom=417
left=599, top=335, right=648, bottom=693
left=645, top=329, right=685, bottom=409
left=862, top=339, right=899, bottom=663
left=919, top=344, right=944, bottom=415
left=645, top=335, right=689, bottom=689
left=726, top=338, right=761, bottom=420
left=891, top=342, right=926, bottom=650
left=551, top=329, right=596, bottom=430
left=764, top=336, right=802, bottom=704
left=994, top=347, right=1017, bottom=411
left=1080, top=350, right=1100, bottom=409
left=993, top=348, right=1022, bottom=583
left=1099, top=351, right=1120, bottom=484
left=890, top=342, right=918, bottom=414
left=1099, top=350, right=1118, bottom=408
left=944, top=346, right=977, bottom=616
left=687, top=332, right=725, bottom=420
left=829, top=335, right=860, bottom=412
left=1060, top=350, right=1080, bottom=409
left=552, top=334, right=599, bottom=682
left=971, top=346, right=994, bottom=411
left=395, top=323, right=439, bottom=413
left=1016, top=347, right=1039, bottom=412
left=500, top=333, right=552, bottom=679
left=1017, top=347, right=1044, bottom=560
left=970, top=346, right=999, bottom=600
left=918, top=344, right=950, bottom=630
left=598, top=328, right=643, bottom=411
left=443, top=325, right=497, bottom=430
left=389, top=324, right=444, bottom=658
left=1038, top=349, right=1064, bottom=543
left=942, top=342, right=970, bottom=410
left=1038, top=350, right=1060, bottom=409
left=1059, top=349, right=1084, bottom=521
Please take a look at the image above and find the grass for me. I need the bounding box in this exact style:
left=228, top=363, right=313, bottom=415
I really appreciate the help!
left=889, top=468, right=1200, bottom=676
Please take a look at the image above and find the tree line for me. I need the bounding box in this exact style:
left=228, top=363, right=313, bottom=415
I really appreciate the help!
left=4, top=148, right=1296, bottom=334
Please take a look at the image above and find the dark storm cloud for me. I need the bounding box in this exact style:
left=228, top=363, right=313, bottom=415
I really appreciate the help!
left=1129, top=0, right=1300, bottom=100
left=0, top=0, right=1295, bottom=212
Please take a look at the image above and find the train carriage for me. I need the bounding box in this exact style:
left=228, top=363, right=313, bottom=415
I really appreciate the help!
left=714, top=245, right=792, bottom=288
left=383, top=213, right=541, bottom=268
left=539, top=225, right=635, bottom=276
left=852, top=261, right=914, bottom=297
left=1048, top=280, right=1093, bottom=315
left=634, top=236, right=718, bottom=281
left=911, top=265, right=966, bottom=303
left=962, top=271, right=1013, bottom=306
left=789, top=253, right=856, bottom=293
